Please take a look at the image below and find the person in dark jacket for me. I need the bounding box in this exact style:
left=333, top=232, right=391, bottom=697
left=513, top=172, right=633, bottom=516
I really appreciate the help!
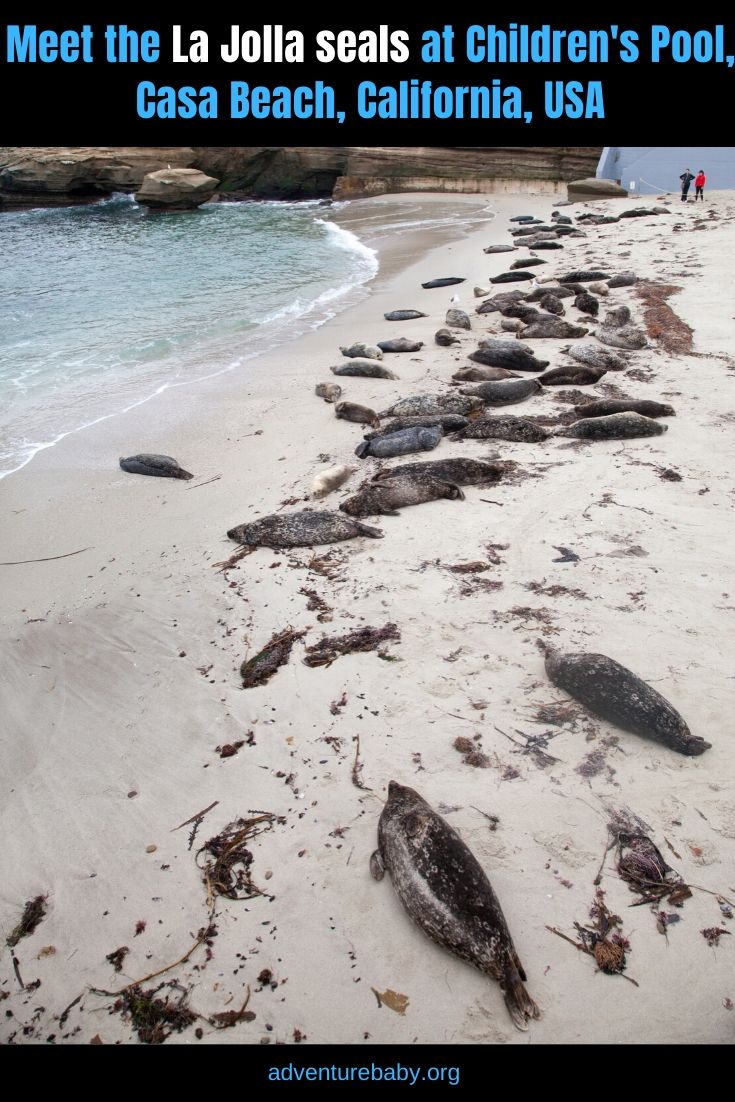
left=680, top=169, right=695, bottom=202
left=695, top=170, right=706, bottom=201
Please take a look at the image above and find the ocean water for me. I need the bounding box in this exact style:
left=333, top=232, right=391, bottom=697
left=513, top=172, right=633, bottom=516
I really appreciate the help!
left=0, top=193, right=495, bottom=479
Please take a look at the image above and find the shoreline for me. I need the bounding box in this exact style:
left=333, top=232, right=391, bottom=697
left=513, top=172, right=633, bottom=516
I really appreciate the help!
left=1, top=190, right=733, bottom=1046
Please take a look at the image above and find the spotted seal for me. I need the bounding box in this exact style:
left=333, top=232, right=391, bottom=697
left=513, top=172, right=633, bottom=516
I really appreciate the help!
left=422, top=278, right=465, bottom=289
left=451, top=366, right=520, bottom=383
left=562, top=344, right=628, bottom=372
left=544, top=650, right=710, bottom=756
left=355, top=425, right=442, bottom=459
left=384, top=309, right=428, bottom=321
left=519, top=317, right=589, bottom=339
left=453, top=417, right=549, bottom=443
left=460, top=378, right=542, bottom=406
left=315, top=382, right=342, bottom=403
left=483, top=244, right=516, bottom=254
left=574, top=292, right=599, bottom=317
left=476, top=291, right=528, bottom=315
left=335, top=401, right=380, bottom=428
left=372, top=457, right=510, bottom=486
left=607, top=272, right=638, bottom=288
left=445, top=309, right=471, bottom=330
left=379, top=393, right=484, bottom=418
left=227, top=509, right=383, bottom=548
left=560, top=412, right=667, bottom=439
left=331, top=360, right=399, bottom=380
left=340, top=474, right=465, bottom=517
left=377, top=338, right=424, bottom=354
left=572, top=398, right=675, bottom=419
left=538, top=293, right=565, bottom=316
left=340, top=342, right=383, bottom=361
left=365, top=414, right=468, bottom=438
left=119, top=454, right=193, bottom=480
left=470, top=340, right=549, bottom=373
left=371, top=781, right=541, bottom=1031
left=594, top=324, right=648, bottom=351
left=559, top=270, right=610, bottom=283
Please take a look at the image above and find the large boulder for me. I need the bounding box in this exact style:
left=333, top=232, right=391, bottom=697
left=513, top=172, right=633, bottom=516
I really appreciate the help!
left=135, top=168, right=219, bottom=210
left=567, top=177, right=628, bottom=200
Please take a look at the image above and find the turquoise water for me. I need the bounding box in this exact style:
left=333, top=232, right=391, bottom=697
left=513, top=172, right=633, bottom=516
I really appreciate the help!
left=0, top=195, right=378, bottom=478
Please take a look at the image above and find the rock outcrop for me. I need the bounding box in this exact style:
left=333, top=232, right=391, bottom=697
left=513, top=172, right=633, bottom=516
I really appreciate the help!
left=567, top=177, right=628, bottom=200
left=135, top=168, right=219, bottom=210
left=0, top=147, right=602, bottom=209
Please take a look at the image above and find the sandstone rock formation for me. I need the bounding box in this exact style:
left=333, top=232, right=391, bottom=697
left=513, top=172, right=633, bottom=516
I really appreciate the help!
left=135, top=168, right=219, bottom=210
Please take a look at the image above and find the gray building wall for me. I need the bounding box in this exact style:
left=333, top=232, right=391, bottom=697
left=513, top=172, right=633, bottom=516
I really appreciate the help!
left=597, top=148, right=735, bottom=195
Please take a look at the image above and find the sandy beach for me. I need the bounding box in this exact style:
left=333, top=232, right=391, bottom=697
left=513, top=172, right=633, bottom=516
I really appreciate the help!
left=1, top=189, right=733, bottom=1046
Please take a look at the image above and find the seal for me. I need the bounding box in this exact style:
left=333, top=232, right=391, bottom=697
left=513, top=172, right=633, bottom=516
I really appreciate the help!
left=501, top=319, right=526, bottom=333
left=312, top=465, right=356, bottom=498
left=523, top=240, right=563, bottom=250
left=335, top=401, right=381, bottom=429
left=379, top=393, right=484, bottom=418
left=538, top=365, right=606, bottom=386
left=509, top=215, right=537, bottom=222
left=451, top=366, right=520, bottom=383
left=562, top=344, right=628, bottom=372
left=551, top=212, right=572, bottom=224
left=544, top=650, right=710, bottom=756
left=526, top=285, right=575, bottom=302
left=470, top=340, right=549, bottom=373
left=476, top=291, right=528, bottom=315
left=370, top=781, right=541, bottom=1031
left=603, top=306, right=632, bottom=327
left=377, top=338, right=424, bottom=354
left=372, top=457, right=510, bottom=486
left=340, top=474, right=465, bottom=517
left=315, top=382, right=342, bottom=403
left=560, top=412, right=667, bottom=439
left=511, top=257, right=546, bottom=270
left=227, top=509, right=383, bottom=548
left=573, top=398, right=675, bottom=419
left=460, top=378, right=542, bottom=406
left=340, top=342, right=383, bottom=361
left=435, top=328, right=461, bottom=347
left=484, top=244, right=516, bottom=254
left=365, top=414, right=468, bottom=438
left=384, top=309, right=428, bottom=321
left=594, top=324, right=647, bottom=351
left=559, top=270, right=610, bottom=283
left=489, top=271, right=537, bottom=284
left=422, top=278, right=465, bottom=289
left=355, top=425, right=442, bottom=460
left=453, top=417, right=549, bottom=443
left=538, top=293, right=565, bottom=316
left=518, top=317, right=589, bottom=339
left=587, top=282, right=609, bottom=297
left=474, top=285, right=493, bottom=298
left=510, top=224, right=555, bottom=236
left=445, top=308, right=471, bottom=330
left=574, top=292, right=599, bottom=317
left=553, top=225, right=586, bottom=238
left=119, top=454, right=193, bottom=480
left=607, top=272, right=638, bottom=288
left=330, top=360, right=399, bottom=380
left=500, top=304, right=543, bottom=323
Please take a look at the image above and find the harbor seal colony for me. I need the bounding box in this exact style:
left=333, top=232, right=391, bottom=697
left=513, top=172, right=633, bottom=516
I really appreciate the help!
left=330, top=360, right=399, bottom=380
left=355, top=425, right=442, bottom=459
left=335, top=401, right=381, bottom=428
left=227, top=509, right=383, bottom=548
left=544, top=650, right=710, bottom=756
left=119, top=454, right=193, bottom=479
left=371, top=781, right=541, bottom=1031
left=560, top=412, right=667, bottom=439
left=340, top=474, right=465, bottom=517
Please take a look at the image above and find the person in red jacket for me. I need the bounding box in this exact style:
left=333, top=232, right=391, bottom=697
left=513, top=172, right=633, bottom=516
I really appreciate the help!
left=695, top=170, right=706, bottom=202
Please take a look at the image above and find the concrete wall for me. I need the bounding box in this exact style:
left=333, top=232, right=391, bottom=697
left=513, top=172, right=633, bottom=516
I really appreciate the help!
left=597, top=147, right=735, bottom=195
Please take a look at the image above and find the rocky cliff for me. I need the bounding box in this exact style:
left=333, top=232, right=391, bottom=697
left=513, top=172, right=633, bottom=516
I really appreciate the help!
left=0, top=146, right=601, bottom=208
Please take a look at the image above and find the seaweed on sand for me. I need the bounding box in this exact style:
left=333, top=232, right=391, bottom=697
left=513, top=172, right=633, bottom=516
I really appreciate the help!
left=547, top=889, right=637, bottom=985
left=240, top=628, right=307, bottom=688
left=196, top=814, right=283, bottom=901
left=113, top=981, right=197, bottom=1045
left=6, top=896, right=47, bottom=948
left=303, top=623, right=400, bottom=668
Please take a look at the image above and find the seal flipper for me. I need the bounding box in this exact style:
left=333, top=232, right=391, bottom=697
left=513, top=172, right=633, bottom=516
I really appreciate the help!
left=503, top=961, right=541, bottom=1032
left=370, top=849, right=385, bottom=881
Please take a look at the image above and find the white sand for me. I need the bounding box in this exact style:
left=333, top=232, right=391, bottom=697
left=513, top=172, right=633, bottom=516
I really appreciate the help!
left=1, top=191, right=733, bottom=1046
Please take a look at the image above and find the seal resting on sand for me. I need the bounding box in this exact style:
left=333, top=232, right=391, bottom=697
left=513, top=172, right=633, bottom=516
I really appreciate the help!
left=340, top=474, right=464, bottom=517
left=312, top=466, right=356, bottom=498
left=435, top=328, right=461, bottom=347
left=377, top=338, right=424, bottom=354
left=119, top=454, right=193, bottom=480
left=379, top=393, right=483, bottom=418
left=469, top=340, right=548, bottom=373
left=572, top=399, right=675, bottom=419
left=355, top=425, right=442, bottom=459
left=331, top=360, right=399, bottom=380
left=560, top=412, right=667, bottom=439
left=384, top=309, right=427, bottom=321
left=340, top=342, right=383, bottom=360
left=453, top=417, right=549, bottom=443
left=518, top=316, right=588, bottom=339
left=445, top=309, right=471, bottom=330
left=227, top=509, right=383, bottom=548
left=365, top=414, right=468, bottom=438
left=460, top=378, right=542, bottom=406
left=315, top=382, right=342, bottom=403
left=335, top=401, right=380, bottom=429
left=562, top=344, right=627, bottom=372
left=372, top=457, right=509, bottom=486
left=544, top=650, right=710, bottom=756
left=452, top=366, right=520, bottom=382
left=422, top=277, right=465, bottom=289
left=371, top=781, right=541, bottom=1032
left=538, top=365, right=606, bottom=386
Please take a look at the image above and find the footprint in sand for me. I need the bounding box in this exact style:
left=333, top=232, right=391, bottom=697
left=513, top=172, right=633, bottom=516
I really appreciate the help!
left=532, top=830, right=597, bottom=869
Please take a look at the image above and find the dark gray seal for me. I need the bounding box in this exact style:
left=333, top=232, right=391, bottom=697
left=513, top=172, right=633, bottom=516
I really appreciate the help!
left=523, top=240, right=563, bottom=250
left=527, top=285, right=575, bottom=302
left=574, top=292, right=599, bottom=317
left=573, top=399, right=675, bottom=419
left=561, top=412, right=667, bottom=439
left=484, top=244, right=517, bottom=254
left=384, top=309, right=428, bottom=321
left=476, top=291, right=528, bottom=315
left=435, top=328, right=461, bottom=347
left=371, top=781, right=541, bottom=1031
left=563, top=344, right=628, bottom=372
left=454, top=417, right=549, bottom=443
left=227, top=509, right=383, bottom=548
left=340, top=342, right=383, bottom=361
left=490, top=271, right=538, bottom=284
left=422, top=278, right=465, bottom=289
left=544, top=650, right=710, bottom=756
left=469, top=341, right=549, bottom=373
left=520, top=317, right=588, bottom=339
left=372, top=458, right=509, bottom=486
left=335, top=401, right=380, bottom=428
left=538, top=365, right=606, bottom=386
left=509, top=215, right=537, bottom=222
left=119, top=454, right=193, bottom=480
left=340, top=475, right=464, bottom=517
left=452, top=366, right=520, bottom=382
left=501, top=304, right=543, bottom=323
left=551, top=212, right=572, bottom=224
left=331, top=360, right=399, bottom=380
left=377, top=338, right=424, bottom=354
left=604, top=306, right=632, bottom=327
left=379, top=393, right=484, bottom=418
left=460, top=378, right=542, bottom=406
left=607, top=273, right=638, bottom=288
left=539, top=293, right=565, bottom=316
left=445, top=309, right=471, bottom=330
left=355, top=425, right=442, bottom=459
left=315, top=382, right=342, bottom=403
left=365, top=414, right=468, bottom=438
left=559, top=270, right=610, bottom=283
left=511, top=258, right=546, bottom=270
